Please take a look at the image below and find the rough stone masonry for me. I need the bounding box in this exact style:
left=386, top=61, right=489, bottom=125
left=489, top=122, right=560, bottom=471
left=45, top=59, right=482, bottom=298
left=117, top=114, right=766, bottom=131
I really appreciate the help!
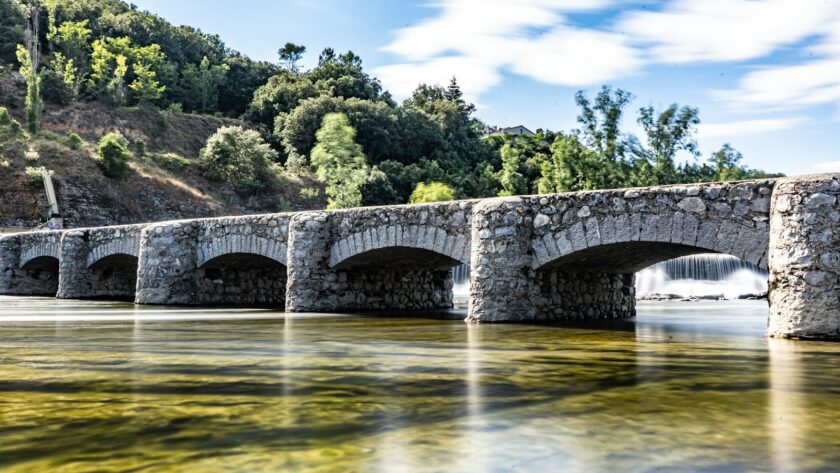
left=1, top=174, right=839, bottom=340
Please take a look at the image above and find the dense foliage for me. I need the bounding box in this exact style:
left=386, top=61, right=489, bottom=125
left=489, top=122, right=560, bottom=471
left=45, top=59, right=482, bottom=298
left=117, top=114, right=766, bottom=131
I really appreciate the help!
left=198, top=126, right=277, bottom=196
left=409, top=182, right=455, bottom=204
left=310, top=112, right=369, bottom=209
left=1, top=0, right=276, bottom=115
left=0, top=0, right=782, bottom=210
left=97, top=131, right=128, bottom=178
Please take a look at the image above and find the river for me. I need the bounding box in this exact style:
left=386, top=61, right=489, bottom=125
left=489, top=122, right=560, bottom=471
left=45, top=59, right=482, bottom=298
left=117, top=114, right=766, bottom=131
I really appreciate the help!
left=1, top=296, right=839, bottom=472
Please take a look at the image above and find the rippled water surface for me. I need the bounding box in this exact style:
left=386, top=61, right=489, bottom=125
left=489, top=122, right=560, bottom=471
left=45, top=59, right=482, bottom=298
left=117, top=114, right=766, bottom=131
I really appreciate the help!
left=1, top=296, right=840, bottom=472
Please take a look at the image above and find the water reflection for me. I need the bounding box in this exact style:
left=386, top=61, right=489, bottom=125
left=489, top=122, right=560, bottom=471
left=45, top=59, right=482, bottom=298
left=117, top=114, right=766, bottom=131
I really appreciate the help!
left=0, top=296, right=839, bottom=472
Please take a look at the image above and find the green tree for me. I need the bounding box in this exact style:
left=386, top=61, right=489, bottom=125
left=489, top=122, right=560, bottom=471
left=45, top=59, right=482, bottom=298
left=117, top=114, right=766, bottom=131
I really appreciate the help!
left=634, top=104, right=700, bottom=185
left=278, top=42, right=305, bottom=72
left=575, top=86, right=633, bottom=162
left=199, top=126, right=278, bottom=196
left=409, top=181, right=455, bottom=203
left=0, top=0, right=24, bottom=64
left=310, top=112, right=369, bottom=209
left=16, top=6, right=42, bottom=135
left=129, top=60, right=165, bottom=104
left=497, top=142, right=526, bottom=196
left=179, top=56, right=228, bottom=113
left=97, top=132, right=129, bottom=178
left=537, top=133, right=613, bottom=192
left=41, top=52, right=80, bottom=104
left=52, top=19, right=92, bottom=74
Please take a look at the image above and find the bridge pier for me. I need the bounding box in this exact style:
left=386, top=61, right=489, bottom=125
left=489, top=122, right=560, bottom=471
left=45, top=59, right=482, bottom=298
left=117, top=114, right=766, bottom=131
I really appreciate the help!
left=768, top=175, right=840, bottom=339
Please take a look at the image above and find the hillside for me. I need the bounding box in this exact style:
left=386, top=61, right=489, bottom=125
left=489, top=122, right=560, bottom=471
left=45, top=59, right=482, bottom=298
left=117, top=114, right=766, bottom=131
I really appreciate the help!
left=0, top=75, right=325, bottom=228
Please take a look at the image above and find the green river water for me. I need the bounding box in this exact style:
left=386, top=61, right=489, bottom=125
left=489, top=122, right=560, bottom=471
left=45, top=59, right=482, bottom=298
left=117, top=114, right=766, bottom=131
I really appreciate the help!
left=0, top=296, right=839, bottom=472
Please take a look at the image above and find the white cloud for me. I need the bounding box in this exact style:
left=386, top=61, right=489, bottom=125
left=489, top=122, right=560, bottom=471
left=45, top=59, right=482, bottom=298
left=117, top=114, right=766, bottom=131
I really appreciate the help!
left=812, top=160, right=840, bottom=172
left=619, top=0, right=838, bottom=63
left=697, top=117, right=806, bottom=138
left=375, top=0, right=640, bottom=100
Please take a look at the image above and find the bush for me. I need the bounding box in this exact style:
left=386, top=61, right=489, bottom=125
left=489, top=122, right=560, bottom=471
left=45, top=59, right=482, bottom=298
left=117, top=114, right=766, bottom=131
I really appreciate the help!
left=24, top=166, right=44, bottom=190
left=64, top=133, right=83, bottom=149
left=199, top=126, right=278, bottom=196
left=97, top=132, right=129, bottom=178
left=409, top=181, right=455, bottom=204
left=129, top=139, right=147, bottom=156
left=0, top=107, right=21, bottom=136
left=167, top=102, right=183, bottom=113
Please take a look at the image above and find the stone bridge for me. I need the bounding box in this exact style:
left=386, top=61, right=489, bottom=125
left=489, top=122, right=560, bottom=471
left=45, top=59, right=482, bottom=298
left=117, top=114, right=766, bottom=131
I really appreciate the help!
left=1, top=174, right=839, bottom=339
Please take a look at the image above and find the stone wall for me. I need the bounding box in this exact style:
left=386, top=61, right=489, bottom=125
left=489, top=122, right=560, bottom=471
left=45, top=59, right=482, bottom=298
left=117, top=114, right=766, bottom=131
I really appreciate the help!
left=286, top=202, right=473, bottom=313
left=58, top=224, right=144, bottom=300
left=0, top=231, right=62, bottom=295
left=136, top=214, right=290, bottom=307
left=534, top=270, right=635, bottom=320
left=768, top=174, right=840, bottom=339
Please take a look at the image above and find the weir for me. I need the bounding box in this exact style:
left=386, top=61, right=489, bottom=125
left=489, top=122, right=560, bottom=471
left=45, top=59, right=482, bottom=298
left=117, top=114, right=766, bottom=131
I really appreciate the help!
left=1, top=174, right=839, bottom=339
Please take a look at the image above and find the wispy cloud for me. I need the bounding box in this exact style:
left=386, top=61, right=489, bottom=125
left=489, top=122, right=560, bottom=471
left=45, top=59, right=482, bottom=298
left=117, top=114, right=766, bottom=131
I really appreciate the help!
left=377, top=0, right=840, bottom=134
left=697, top=117, right=806, bottom=138
left=618, top=0, right=836, bottom=63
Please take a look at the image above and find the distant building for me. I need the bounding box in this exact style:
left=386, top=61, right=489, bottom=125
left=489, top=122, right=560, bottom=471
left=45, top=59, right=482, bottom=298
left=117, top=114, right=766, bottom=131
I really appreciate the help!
left=481, top=125, right=536, bottom=138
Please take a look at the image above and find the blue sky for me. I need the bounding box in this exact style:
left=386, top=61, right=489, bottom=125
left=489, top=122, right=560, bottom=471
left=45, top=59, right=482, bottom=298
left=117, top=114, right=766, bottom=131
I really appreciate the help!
left=131, top=0, right=840, bottom=175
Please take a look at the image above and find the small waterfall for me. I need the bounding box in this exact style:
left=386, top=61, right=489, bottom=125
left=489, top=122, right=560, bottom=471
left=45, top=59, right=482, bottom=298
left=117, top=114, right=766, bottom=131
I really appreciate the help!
left=636, top=254, right=768, bottom=300
left=452, top=254, right=767, bottom=303
left=452, top=264, right=470, bottom=305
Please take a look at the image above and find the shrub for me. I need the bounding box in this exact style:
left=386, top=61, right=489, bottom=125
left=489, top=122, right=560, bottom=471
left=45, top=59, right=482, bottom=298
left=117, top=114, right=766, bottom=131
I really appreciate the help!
left=409, top=181, right=455, bottom=204
left=199, top=126, right=278, bottom=196
left=64, top=133, right=83, bottom=149
left=167, top=102, right=183, bottom=113
left=0, top=107, right=22, bottom=136
left=97, top=132, right=129, bottom=178
left=24, top=166, right=44, bottom=189
left=299, top=187, right=320, bottom=200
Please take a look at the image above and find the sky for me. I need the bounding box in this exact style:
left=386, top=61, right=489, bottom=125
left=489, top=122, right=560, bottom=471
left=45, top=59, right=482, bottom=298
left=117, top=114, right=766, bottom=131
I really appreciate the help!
left=130, top=0, right=840, bottom=176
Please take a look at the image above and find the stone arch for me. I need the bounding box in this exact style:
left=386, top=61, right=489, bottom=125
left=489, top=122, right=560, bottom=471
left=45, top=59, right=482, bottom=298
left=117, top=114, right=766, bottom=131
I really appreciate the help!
left=20, top=242, right=60, bottom=269
left=329, top=225, right=469, bottom=268
left=531, top=209, right=769, bottom=273
left=196, top=234, right=287, bottom=268
left=86, top=237, right=141, bottom=268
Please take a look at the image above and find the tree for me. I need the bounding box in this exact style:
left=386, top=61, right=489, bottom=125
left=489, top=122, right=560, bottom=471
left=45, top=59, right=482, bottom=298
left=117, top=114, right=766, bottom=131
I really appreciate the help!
left=129, top=61, right=165, bottom=104
left=497, top=143, right=526, bottom=196
left=199, top=126, right=278, bottom=196
left=635, top=104, right=700, bottom=185
left=17, top=6, right=42, bottom=134
left=575, top=86, right=634, bottom=162
left=98, top=132, right=129, bottom=178
left=310, top=112, right=369, bottom=209
left=409, top=182, right=455, bottom=203
left=52, top=20, right=92, bottom=74
left=0, top=0, right=24, bottom=64
left=41, top=52, right=80, bottom=104
left=278, top=42, right=305, bottom=72
left=537, top=133, right=615, bottom=192
left=179, top=56, right=227, bottom=112
left=318, top=47, right=336, bottom=65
